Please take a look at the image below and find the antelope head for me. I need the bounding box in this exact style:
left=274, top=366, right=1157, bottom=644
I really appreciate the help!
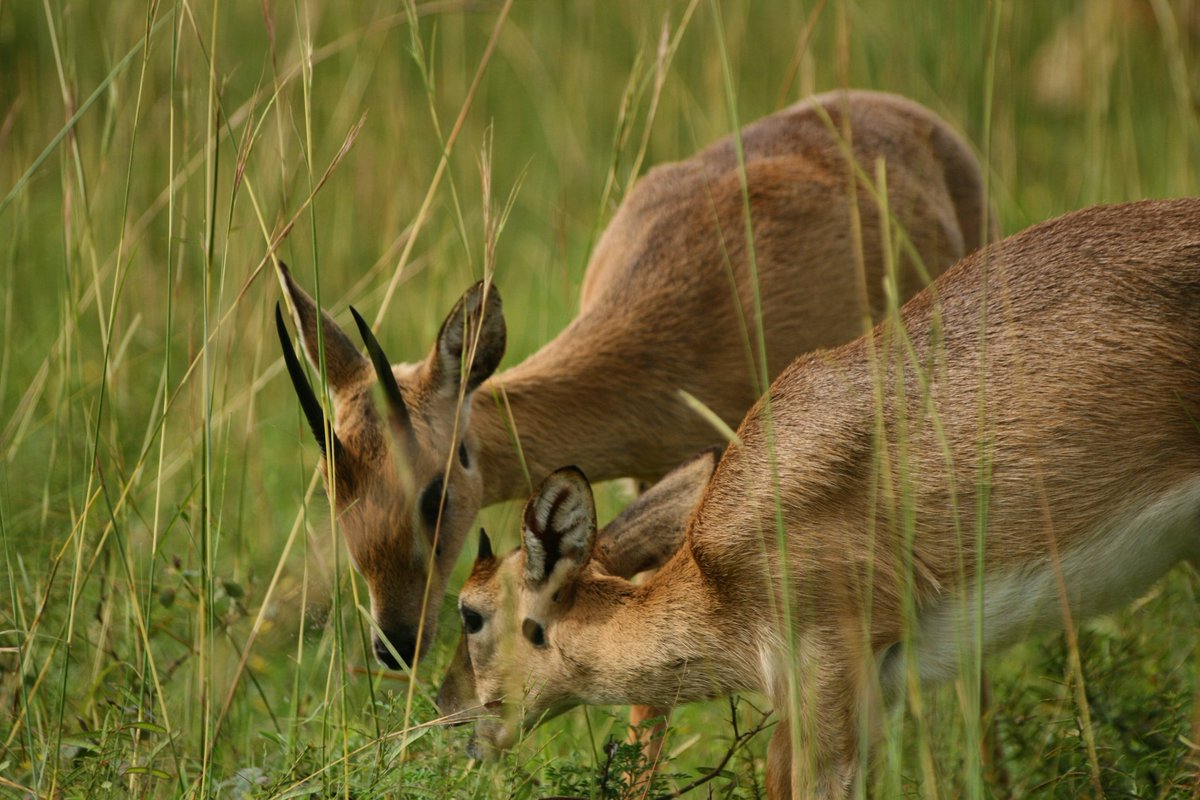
left=436, top=451, right=719, bottom=756
left=275, top=263, right=505, bottom=668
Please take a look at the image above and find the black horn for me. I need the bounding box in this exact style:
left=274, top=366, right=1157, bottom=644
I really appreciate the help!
left=477, top=528, right=494, bottom=562
left=349, top=306, right=413, bottom=435
left=276, top=302, right=344, bottom=459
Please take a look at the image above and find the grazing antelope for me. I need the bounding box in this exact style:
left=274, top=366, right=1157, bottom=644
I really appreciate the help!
left=274, top=89, right=988, bottom=669
left=437, top=199, right=1200, bottom=798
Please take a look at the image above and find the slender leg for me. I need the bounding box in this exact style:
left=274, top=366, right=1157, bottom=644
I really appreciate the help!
left=626, top=703, right=670, bottom=790
left=1191, top=672, right=1200, bottom=797
left=979, top=671, right=1011, bottom=794
left=623, top=478, right=674, bottom=790
left=767, top=638, right=862, bottom=799
left=766, top=720, right=794, bottom=800
left=765, top=721, right=856, bottom=799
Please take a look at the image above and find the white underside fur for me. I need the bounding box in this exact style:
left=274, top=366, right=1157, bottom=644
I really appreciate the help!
left=880, top=477, right=1200, bottom=695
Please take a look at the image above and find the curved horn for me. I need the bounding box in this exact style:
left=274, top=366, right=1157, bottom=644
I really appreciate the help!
left=349, top=306, right=413, bottom=435
left=276, top=302, right=344, bottom=458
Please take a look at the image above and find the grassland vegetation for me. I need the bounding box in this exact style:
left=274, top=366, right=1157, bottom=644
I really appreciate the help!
left=1, top=1, right=1198, bottom=797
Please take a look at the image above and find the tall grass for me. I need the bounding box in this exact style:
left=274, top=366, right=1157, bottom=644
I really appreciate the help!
left=1, top=1, right=1197, bottom=797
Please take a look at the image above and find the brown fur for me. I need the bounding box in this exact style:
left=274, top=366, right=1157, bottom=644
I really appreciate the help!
left=277, top=90, right=988, bottom=665
left=439, top=199, right=1200, bottom=798
left=594, top=448, right=721, bottom=578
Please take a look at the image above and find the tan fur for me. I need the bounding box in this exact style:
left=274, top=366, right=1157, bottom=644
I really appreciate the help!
left=438, top=199, right=1200, bottom=797
left=594, top=448, right=721, bottom=578
left=278, top=89, right=988, bottom=665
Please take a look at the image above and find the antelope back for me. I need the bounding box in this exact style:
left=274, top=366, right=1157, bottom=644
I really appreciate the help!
left=691, top=198, right=1200, bottom=609
left=550, top=90, right=992, bottom=478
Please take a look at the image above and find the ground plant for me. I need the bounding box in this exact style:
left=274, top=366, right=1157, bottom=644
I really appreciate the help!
left=1, top=1, right=1199, bottom=798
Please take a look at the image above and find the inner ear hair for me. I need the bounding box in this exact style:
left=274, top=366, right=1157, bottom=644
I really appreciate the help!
left=434, top=281, right=507, bottom=394
left=522, top=466, right=597, bottom=586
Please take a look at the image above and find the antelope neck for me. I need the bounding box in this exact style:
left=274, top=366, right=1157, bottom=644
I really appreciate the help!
left=563, top=551, right=758, bottom=707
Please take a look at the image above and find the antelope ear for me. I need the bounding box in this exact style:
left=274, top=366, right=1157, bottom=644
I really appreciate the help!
left=521, top=467, right=597, bottom=590
left=595, top=447, right=721, bottom=578
left=277, top=262, right=368, bottom=390
left=431, top=281, right=506, bottom=395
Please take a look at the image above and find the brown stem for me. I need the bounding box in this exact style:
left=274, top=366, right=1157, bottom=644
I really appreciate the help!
left=653, top=711, right=774, bottom=799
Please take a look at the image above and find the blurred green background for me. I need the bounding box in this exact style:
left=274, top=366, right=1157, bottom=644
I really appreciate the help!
left=2, top=1, right=1198, bottom=797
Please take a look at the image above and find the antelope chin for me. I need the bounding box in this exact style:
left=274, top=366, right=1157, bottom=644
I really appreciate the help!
left=465, top=733, right=486, bottom=761
left=468, top=716, right=517, bottom=759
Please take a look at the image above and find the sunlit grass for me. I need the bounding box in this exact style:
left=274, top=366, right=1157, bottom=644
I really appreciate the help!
left=1, top=1, right=1198, bottom=797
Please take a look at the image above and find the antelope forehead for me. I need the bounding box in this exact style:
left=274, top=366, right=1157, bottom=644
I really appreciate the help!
left=462, top=553, right=519, bottom=603
left=401, top=379, right=474, bottom=436
left=343, top=498, right=439, bottom=567
left=380, top=360, right=472, bottom=443
left=343, top=523, right=420, bottom=575
left=388, top=360, right=424, bottom=389
left=457, top=583, right=494, bottom=617
left=347, top=483, right=416, bottom=536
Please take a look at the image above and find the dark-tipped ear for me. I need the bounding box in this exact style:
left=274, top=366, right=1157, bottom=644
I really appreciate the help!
left=277, top=262, right=368, bottom=391
left=432, top=281, right=505, bottom=395
left=595, top=447, right=721, bottom=578
left=521, top=466, right=596, bottom=588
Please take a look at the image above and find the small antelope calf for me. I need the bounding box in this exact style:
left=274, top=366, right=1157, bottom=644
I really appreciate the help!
left=275, top=90, right=987, bottom=668
left=437, top=199, right=1200, bottom=798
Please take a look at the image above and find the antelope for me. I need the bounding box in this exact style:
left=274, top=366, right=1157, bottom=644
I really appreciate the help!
left=274, top=89, right=988, bottom=669
left=437, top=198, right=1200, bottom=798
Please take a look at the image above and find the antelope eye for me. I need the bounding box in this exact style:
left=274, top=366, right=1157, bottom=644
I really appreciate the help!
left=461, top=605, right=484, bottom=635
left=419, top=476, right=447, bottom=532
left=522, top=618, right=547, bottom=649
left=458, top=440, right=470, bottom=468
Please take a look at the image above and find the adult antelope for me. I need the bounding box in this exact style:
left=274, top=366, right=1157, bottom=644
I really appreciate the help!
left=275, top=89, right=987, bottom=669
left=437, top=199, right=1200, bottom=798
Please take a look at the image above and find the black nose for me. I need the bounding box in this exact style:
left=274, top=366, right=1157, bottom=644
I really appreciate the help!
left=374, top=628, right=418, bottom=669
